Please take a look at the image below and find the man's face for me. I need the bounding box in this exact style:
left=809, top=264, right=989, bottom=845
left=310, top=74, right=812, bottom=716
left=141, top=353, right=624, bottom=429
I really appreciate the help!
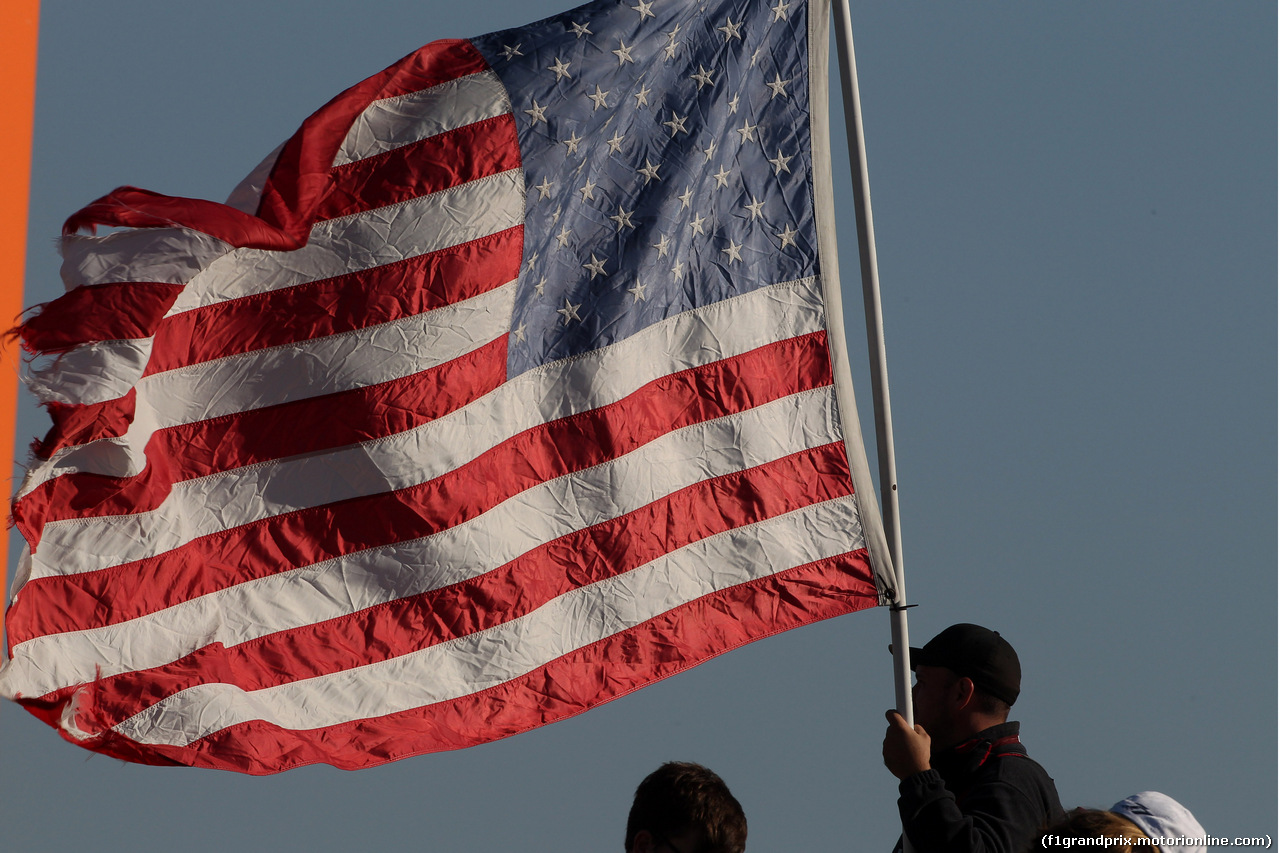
left=911, top=664, right=956, bottom=741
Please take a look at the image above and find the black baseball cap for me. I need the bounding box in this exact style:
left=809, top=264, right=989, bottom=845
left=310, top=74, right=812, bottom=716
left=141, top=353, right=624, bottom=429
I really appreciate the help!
left=909, top=623, right=1021, bottom=707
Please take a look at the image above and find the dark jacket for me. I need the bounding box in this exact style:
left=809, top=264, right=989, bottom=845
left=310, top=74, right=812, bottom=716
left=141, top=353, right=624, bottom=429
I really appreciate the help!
left=893, top=722, right=1064, bottom=853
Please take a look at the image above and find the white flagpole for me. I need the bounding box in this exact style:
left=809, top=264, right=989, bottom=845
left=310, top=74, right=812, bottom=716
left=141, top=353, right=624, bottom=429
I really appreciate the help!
left=830, top=6, right=916, bottom=850
left=830, top=1, right=913, bottom=727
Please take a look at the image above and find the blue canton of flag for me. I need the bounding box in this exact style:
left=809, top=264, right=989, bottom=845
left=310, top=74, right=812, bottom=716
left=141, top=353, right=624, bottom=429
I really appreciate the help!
left=472, top=0, right=816, bottom=374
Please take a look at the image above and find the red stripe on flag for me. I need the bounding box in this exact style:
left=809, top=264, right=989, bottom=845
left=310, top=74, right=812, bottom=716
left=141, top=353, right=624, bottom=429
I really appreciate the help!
left=142, top=227, right=521, bottom=376
left=51, top=445, right=856, bottom=731
left=9, top=334, right=833, bottom=643
left=14, top=335, right=509, bottom=542
left=61, top=188, right=310, bottom=252
left=20, top=283, right=184, bottom=354
left=32, top=389, right=138, bottom=460
left=255, top=38, right=495, bottom=246
left=316, top=115, right=520, bottom=221
left=21, top=229, right=520, bottom=484
left=72, top=553, right=878, bottom=774
left=61, top=40, right=493, bottom=251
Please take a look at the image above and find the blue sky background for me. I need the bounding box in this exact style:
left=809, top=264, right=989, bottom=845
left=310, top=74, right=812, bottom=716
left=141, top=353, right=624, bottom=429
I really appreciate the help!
left=3, top=2, right=1274, bottom=849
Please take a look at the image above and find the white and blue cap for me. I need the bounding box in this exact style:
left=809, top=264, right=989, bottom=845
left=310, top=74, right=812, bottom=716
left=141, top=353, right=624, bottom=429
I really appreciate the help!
left=1110, top=792, right=1207, bottom=853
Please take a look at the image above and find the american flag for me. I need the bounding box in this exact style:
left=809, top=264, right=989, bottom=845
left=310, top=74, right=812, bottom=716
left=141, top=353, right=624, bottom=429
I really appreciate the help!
left=2, top=0, right=891, bottom=774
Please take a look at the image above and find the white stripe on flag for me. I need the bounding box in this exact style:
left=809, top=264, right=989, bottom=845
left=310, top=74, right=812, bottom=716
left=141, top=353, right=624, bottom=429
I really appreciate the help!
left=112, top=494, right=864, bottom=747
left=17, top=279, right=517, bottom=496
left=25, top=338, right=154, bottom=408
left=167, top=168, right=525, bottom=316
left=5, top=384, right=844, bottom=698
left=60, top=228, right=234, bottom=289
left=335, top=70, right=511, bottom=165
left=147, top=278, right=516, bottom=424
left=23, top=168, right=526, bottom=413
left=26, top=277, right=827, bottom=578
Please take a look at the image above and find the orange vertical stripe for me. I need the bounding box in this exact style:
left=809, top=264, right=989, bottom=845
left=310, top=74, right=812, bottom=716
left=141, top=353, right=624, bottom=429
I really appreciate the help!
left=0, top=0, right=41, bottom=642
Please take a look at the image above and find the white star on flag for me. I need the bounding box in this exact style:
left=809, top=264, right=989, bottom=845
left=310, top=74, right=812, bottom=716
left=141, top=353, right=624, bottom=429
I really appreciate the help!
left=777, top=223, right=800, bottom=248
left=582, top=253, right=607, bottom=278
left=557, top=298, right=583, bottom=324
left=549, top=57, right=572, bottom=80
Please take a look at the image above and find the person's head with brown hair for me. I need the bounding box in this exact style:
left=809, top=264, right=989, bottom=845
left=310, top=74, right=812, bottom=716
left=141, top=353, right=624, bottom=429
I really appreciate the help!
left=625, top=762, right=747, bottom=853
left=1038, top=809, right=1153, bottom=852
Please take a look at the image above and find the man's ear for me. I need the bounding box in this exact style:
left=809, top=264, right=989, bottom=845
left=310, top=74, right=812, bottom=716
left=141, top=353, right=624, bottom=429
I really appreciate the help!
left=629, top=830, right=654, bottom=853
left=952, top=675, right=976, bottom=709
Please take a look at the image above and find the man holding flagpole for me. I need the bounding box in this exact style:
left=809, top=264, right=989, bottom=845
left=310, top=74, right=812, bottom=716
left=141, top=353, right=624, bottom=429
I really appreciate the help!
left=883, top=624, right=1064, bottom=853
